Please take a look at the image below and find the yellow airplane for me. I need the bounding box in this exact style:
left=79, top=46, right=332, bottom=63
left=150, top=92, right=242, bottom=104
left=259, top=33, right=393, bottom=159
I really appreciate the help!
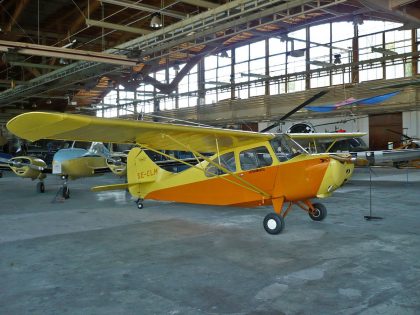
left=0, top=141, right=111, bottom=198
left=7, top=112, right=363, bottom=234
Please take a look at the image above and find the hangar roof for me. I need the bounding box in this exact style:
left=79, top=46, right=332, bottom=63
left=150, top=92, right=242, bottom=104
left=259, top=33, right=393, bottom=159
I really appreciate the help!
left=0, top=0, right=419, bottom=115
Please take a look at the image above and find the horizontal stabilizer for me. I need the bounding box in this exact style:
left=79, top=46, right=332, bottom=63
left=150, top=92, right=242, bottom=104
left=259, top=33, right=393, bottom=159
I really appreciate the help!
left=91, top=181, right=142, bottom=192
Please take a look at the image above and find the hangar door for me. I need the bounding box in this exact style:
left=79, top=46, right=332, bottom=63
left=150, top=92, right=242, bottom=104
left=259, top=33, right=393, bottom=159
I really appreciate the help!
left=369, top=113, right=402, bottom=150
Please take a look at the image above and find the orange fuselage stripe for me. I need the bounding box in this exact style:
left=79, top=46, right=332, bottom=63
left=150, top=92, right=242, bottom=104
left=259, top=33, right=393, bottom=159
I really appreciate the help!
left=145, top=157, right=329, bottom=207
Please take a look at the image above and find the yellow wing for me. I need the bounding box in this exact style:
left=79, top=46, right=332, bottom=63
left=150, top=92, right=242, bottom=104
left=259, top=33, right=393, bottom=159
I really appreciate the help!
left=7, top=112, right=274, bottom=152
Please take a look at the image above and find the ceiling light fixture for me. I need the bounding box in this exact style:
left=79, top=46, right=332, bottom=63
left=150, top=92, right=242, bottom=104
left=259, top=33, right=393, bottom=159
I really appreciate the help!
left=150, top=13, right=162, bottom=28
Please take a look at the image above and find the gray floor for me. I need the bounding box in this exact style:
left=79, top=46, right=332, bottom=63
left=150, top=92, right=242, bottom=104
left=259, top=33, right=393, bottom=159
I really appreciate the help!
left=0, top=167, right=419, bottom=315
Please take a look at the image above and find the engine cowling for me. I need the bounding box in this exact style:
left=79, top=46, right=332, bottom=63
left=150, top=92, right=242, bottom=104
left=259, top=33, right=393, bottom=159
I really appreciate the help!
left=9, top=156, right=47, bottom=180
left=106, top=154, right=127, bottom=176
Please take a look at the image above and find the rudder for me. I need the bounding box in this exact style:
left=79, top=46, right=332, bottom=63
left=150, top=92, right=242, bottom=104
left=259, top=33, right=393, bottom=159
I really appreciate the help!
left=127, top=147, right=159, bottom=197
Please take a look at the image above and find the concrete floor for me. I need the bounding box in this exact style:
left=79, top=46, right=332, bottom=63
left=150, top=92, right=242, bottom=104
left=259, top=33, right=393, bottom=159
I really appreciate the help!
left=0, top=168, right=419, bottom=315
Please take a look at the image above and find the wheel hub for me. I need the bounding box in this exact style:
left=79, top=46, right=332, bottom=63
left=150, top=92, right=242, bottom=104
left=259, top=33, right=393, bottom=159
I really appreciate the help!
left=267, top=218, right=277, bottom=230
left=313, top=209, right=320, bottom=217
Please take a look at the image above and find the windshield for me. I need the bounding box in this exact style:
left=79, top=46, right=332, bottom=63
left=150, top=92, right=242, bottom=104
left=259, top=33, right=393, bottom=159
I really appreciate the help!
left=270, top=134, right=307, bottom=162
left=72, top=141, right=92, bottom=150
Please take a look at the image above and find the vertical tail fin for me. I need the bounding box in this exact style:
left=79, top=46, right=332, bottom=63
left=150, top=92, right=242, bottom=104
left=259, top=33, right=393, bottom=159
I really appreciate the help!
left=127, top=147, right=159, bottom=197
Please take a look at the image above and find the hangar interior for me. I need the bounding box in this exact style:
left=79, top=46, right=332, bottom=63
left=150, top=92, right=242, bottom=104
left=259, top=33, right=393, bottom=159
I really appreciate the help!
left=0, top=0, right=420, bottom=314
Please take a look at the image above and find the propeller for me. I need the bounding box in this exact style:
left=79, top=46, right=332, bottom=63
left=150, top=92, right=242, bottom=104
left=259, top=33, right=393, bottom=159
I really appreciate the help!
left=260, top=90, right=329, bottom=133
left=330, top=154, right=369, bottom=167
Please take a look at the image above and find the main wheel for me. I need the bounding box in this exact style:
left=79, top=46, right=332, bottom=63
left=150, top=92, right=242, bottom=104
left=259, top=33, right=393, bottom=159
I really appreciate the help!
left=263, top=213, right=285, bottom=235
left=62, top=186, right=70, bottom=199
left=309, top=203, right=327, bottom=221
left=37, top=182, right=45, bottom=193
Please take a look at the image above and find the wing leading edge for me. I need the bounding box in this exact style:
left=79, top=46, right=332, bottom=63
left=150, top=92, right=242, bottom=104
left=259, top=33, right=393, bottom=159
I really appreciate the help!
left=7, top=112, right=274, bottom=152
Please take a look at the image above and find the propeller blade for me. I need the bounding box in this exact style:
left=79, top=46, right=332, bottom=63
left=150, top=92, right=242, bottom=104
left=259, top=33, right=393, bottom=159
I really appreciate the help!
left=3, top=158, right=45, bottom=171
left=330, top=154, right=369, bottom=166
left=260, top=90, right=328, bottom=133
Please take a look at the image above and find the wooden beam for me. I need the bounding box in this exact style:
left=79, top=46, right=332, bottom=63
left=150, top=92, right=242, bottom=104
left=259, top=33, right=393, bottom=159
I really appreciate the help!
left=49, top=0, right=101, bottom=66
left=5, top=0, right=29, bottom=32
left=179, top=0, right=218, bottom=9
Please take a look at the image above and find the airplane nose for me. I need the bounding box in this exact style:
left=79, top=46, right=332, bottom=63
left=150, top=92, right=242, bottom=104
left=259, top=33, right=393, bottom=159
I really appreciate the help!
left=316, top=158, right=354, bottom=198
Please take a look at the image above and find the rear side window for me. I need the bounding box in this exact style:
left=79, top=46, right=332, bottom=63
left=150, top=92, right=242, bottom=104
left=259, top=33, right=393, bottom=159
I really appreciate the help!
left=205, top=152, right=236, bottom=177
left=239, top=146, right=272, bottom=171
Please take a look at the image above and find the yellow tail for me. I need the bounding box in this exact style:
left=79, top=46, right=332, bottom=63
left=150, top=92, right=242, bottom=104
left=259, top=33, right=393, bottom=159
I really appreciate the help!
left=127, top=147, right=159, bottom=198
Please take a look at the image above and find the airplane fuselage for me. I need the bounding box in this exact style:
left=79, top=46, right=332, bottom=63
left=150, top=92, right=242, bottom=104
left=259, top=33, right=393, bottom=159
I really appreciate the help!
left=126, top=138, right=353, bottom=209
left=52, top=148, right=107, bottom=179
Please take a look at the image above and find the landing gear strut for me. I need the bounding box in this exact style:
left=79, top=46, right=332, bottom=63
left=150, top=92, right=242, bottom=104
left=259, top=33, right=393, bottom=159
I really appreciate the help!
left=61, top=175, right=70, bottom=199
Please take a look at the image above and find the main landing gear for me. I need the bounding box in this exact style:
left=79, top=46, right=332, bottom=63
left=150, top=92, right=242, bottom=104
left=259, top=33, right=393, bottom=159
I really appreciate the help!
left=61, top=175, right=70, bottom=199
left=263, top=200, right=327, bottom=235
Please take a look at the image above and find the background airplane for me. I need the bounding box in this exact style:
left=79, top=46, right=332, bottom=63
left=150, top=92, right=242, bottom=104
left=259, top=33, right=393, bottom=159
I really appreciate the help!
left=0, top=141, right=115, bottom=198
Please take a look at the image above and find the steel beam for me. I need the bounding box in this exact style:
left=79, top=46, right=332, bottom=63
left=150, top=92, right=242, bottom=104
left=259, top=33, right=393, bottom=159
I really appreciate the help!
left=100, top=0, right=187, bottom=19
left=0, top=40, right=139, bottom=66
left=86, top=19, right=151, bottom=35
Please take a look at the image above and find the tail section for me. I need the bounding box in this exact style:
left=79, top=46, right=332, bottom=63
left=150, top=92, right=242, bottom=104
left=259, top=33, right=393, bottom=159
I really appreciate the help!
left=127, top=147, right=159, bottom=198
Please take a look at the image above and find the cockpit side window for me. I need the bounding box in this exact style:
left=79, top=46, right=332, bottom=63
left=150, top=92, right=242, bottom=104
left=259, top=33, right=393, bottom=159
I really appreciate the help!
left=205, top=152, right=236, bottom=177
left=239, top=146, right=273, bottom=171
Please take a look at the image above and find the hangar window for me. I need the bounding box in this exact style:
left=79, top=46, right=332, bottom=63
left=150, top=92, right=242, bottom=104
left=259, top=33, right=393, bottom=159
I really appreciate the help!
left=98, top=19, right=414, bottom=118
left=205, top=152, right=236, bottom=177
left=239, top=146, right=272, bottom=171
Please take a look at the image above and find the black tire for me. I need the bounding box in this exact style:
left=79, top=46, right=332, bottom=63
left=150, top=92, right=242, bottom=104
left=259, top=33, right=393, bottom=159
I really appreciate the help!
left=309, top=203, right=327, bottom=221
left=62, top=186, right=70, bottom=199
left=37, top=182, right=45, bottom=193
left=137, top=202, right=144, bottom=209
left=263, top=213, right=285, bottom=235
